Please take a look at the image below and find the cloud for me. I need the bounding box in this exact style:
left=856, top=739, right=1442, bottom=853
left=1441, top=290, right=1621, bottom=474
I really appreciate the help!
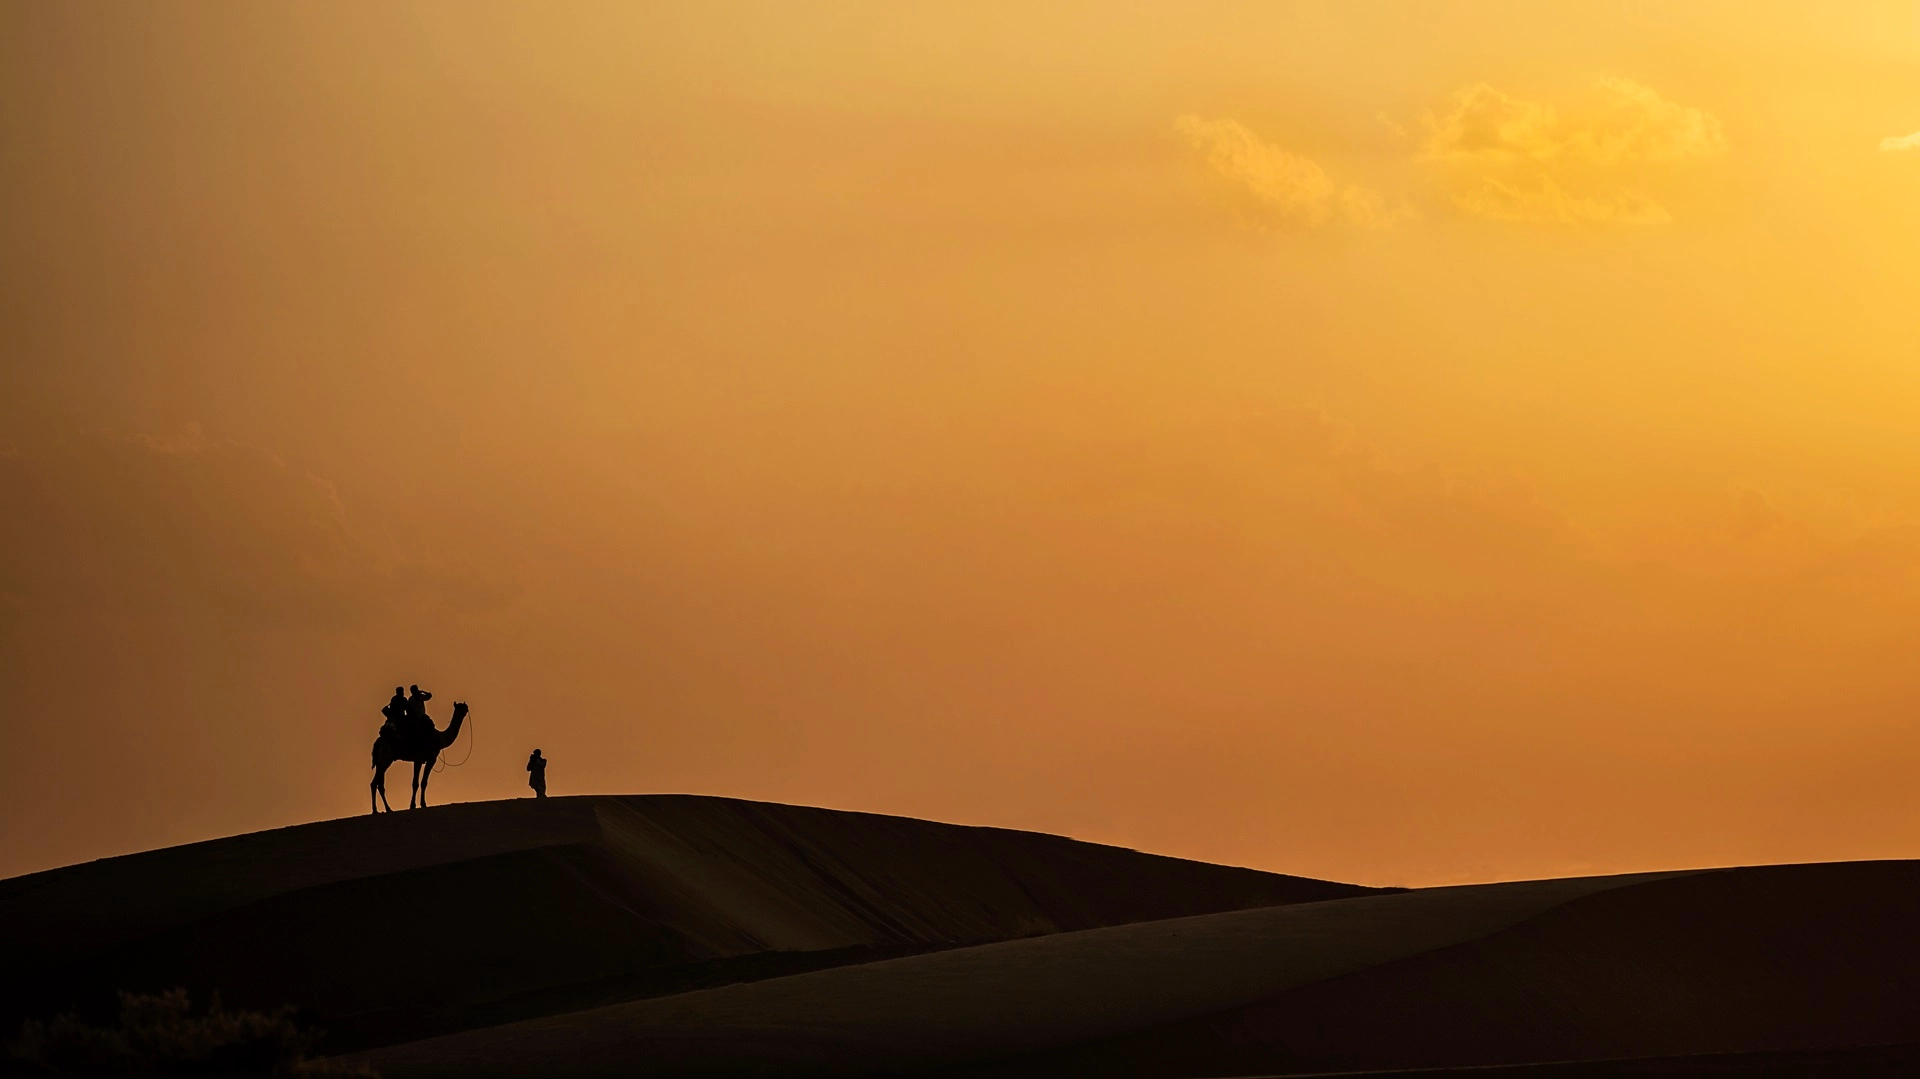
left=1452, top=175, right=1672, bottom=226
left=1175, top=115, right=1409, bottom=229
left=1178, top=79, right=1719, bottom=233
left=1881, top=131, right=1920, bottom=152
left=1423, top=78, right=1727, bottom=165
left=1579, top=77, right=1730, bottom=164
left=0, top=427, right=513, bottom=628
left=1421, top=84, right=1563, bottom=162
left=1337, top=185, right=1419, bottom=230
left=1176, top=115, right=1335, bottom=225
left=1418, top=78, right=1722, bottom=226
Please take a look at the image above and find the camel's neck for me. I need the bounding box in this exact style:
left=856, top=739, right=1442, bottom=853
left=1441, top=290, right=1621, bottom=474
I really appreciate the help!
left=440, top=707, right=467, bottom=748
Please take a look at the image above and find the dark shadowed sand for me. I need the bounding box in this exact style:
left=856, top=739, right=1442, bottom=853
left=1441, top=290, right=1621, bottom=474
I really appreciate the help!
left=6, top=796, right=1917, bottom=1077
left=0, top=795, right=1377, bottom=1052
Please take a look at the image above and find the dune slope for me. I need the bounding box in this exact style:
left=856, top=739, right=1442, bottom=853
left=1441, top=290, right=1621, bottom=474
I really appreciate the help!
left=353, top=871, right=1676, bottom=1077
left=0, top=795, right=1379, bottom=1050
left=986, top=860, right=1920, bottom=1076
left=354, top=861, right=1920, bottom=1078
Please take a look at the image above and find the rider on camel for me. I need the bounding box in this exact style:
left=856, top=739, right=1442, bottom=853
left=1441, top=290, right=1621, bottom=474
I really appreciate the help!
left=379, top=686, right=407, bottom=740
left=404, top=685, right=433, bottom=738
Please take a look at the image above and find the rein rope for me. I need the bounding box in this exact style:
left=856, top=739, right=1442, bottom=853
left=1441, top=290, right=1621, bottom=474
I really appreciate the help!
left=435, top=708, right=476, bottom=772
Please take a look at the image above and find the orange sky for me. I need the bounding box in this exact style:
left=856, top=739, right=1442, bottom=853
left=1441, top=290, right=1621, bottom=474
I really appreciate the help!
left=4, top=2, right=1920, bottom=886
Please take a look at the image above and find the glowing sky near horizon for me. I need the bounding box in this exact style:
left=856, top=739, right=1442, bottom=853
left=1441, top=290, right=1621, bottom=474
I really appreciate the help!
left=4, top=1, right=1920, bottom=886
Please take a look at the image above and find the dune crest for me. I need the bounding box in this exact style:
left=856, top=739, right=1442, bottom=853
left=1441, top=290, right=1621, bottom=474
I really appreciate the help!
left=11, top=796, right=1918, bottom=1077
left=0, top=795, right=1379, bottom=1053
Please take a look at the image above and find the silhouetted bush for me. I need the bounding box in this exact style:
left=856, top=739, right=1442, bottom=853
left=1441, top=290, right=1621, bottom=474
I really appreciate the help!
left=6, top=990, right=375, bottom=1078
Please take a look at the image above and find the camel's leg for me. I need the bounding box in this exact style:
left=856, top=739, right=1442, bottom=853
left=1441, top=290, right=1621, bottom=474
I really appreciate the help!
left=372, top=760, right=392, bottom=813
left=418, top=760, right=432, bottom=808
left=409, top=761, right=422, bottom=809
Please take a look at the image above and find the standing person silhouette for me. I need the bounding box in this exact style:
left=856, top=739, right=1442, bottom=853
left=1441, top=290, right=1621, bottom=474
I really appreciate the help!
left=526, top=749, right=548, bottom=798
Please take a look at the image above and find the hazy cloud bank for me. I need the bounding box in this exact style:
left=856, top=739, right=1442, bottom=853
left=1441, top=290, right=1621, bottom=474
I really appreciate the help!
left=0, top=427, right=513, bottom=629
left=1175, top=115, right=1411, bottom=230
left=1181, top=78, right=1725, bottom=230
left=1421, top=78, right=1727, bottom=166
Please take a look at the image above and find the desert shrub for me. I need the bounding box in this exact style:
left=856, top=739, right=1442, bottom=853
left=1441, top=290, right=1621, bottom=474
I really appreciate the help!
left=5, top=989, right=375, bottom=1078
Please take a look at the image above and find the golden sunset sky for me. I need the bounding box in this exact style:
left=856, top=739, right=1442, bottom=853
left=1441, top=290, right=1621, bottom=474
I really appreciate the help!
left=4, top=2, right=1920, bottom=885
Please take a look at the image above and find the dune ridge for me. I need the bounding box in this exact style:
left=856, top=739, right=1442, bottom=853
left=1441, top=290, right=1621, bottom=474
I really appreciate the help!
left=0, top=795, right=1381, bottom=1052
left=970, top=860, right=1920, bottom=1075
left=353, top=871, right=1683, bottom=1077
left=353, top=859, right=1920, bottom=1077
left=11, top=796, right=1917, bottom=1078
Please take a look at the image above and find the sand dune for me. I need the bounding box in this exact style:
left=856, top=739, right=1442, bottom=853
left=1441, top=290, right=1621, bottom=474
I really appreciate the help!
left=974, top=860, right=1920, bottom=1076
left=1247, top=1041, right=1920, bottom=1076
left=354, top=871, right=1675, bottom=1077
left=0, top=795, right=1377, bottom=1051
left=10, top=797, right=1917, bottom=1078
left=352, top=859, right=1920, bottom=1078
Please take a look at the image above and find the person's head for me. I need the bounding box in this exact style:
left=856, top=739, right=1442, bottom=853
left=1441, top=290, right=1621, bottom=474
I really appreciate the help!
left=532, top=749, right=542, bottom=757
left=394, top=686, right=405, bottom=696
left=409, top=684, right=419, bottom=695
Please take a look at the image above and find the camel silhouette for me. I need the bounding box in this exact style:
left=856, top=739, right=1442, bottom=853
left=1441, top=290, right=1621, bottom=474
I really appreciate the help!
left=370, top=701, right=469, bottom=813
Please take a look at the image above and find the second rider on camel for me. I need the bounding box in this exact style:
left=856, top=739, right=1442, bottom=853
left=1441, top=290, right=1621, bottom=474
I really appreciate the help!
left=379, top=686, right=405, bottom=739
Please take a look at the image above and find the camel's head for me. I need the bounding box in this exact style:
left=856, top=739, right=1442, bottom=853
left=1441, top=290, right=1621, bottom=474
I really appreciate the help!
left=452, top=701, right=469, bottom=719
